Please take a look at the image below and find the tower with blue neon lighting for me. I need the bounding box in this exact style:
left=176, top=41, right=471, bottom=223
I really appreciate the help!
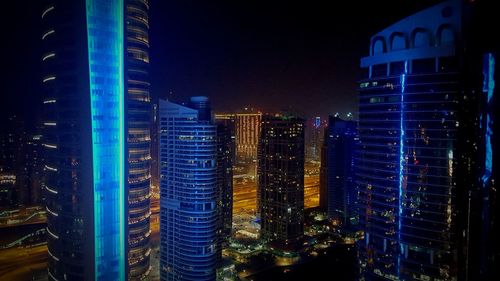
left=356, top=1, right=500, bottom=280
left=41, top=1, right=151, bottom=280
left=357, top=1, right=463, bottom=280
left=159, top=97, right=219, bottom=281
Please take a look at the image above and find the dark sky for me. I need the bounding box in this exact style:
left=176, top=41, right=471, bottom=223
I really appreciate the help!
left=1, top=0, right=440, bottom=126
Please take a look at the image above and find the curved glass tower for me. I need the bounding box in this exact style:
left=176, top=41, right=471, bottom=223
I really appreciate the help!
left=41, top=1, right=151, bottom=280
left=159, top=97, right=218, bottom=281
left=126, top=0, right=152, bottom=279
left=357, top=1, right=463, bottom=280
left=41, top=0, right=126, bottom=280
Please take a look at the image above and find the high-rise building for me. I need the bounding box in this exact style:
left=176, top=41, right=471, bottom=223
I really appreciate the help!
left=258, top=114, right=304, bottom=243
left=325, top=116, right=357, bottom=226
left=356, top=1, right=498, bottom=280
left=22, top=133, right=44, bottom=206
left=0, top=115, right=23, bottom=207
left=0, top=116, right=44, bottom=208
left=151, top=102, right=160, bottom=190
left=305, top=116, right=324, bottom=161
left=159, top=97, right=218, bottom=281
left=319, top=127, right=328, bottom=211
left=125, top=0, right=152, bottom=278
left=214, top=114, right=236, bottom=255
left=235, top=111, right=262, bottom=162
left=40, top=1, right=150, bottom=279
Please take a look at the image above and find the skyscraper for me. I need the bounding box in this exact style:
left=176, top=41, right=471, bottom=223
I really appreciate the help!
left=159, top=97, right=218, bottom=281
left=0, top=115, right=23, bottom=207
left=319, top=127, right=328, bottom=211
left=125, top=0, right=152, bottom=278
left=305, top=116, right=324, bottom=161
left=40, top=1, right=150, bottom=279
left=258, top=114, right=304, bottom=243
left=235, top=111, right=262, bottom=162
left=356, top=1, right=498, bottom=280
left=325, top=116, right=357, bottom=226
left=215, top=114, right=236, bottom=255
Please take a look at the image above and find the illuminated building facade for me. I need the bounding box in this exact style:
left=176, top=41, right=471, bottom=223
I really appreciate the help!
left=125, top=0, right=152, bottom=278
left=40, top=0, right=151, bottom=280
left=0, top=115, right=23, bottom=207
left=215, top=114, right=236, bottom=256
left=151, top=103, right=160, bottom=190
left=159, top=97, right=218, bottom=281
left=325, top=116, right=357, bottom=226
left=258, top=114, right=304, bottom=242
left=0, top=116, right=44, bottom=208
left=305, top=116, right=325, bottom=161
left=319, top=127, right=328, bottom=211
left=235, top=112, right=262, bottom=161
left=356, top=1, right=499, bottom=280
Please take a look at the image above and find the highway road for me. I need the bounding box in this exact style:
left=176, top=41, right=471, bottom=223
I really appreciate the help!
left=0, top=244, right=47, bottom=281
left=233, top=175, right=320, bottom=216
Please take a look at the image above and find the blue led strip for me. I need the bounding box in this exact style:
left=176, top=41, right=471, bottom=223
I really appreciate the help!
left=397, top=61, right=408, bottom=278
left=86, top=0, right=125, bottom=280
left=481, top=53, right=495, bottom=187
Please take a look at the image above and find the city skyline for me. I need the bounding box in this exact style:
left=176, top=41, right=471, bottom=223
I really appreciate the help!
left=1, top=0, right=446, bottom=125
left=1, top=1, right=499, bottom=281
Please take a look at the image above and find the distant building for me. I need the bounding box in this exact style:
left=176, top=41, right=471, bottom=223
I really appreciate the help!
left=151, top=102, right=160, bottom=190
left=325, top=116, right=357, bottom=226
left=258, top=114, right=305, bottom=243
left=159, top=97, right=218, bottom=281
left=305, top=116, right=325, bottom=161
left=22, top=133, right=44, bottom=206
left=319, top=127, right=328, bottom=211
left=0, top=116, right=44, bottom=208
left=235, top=111, right=262, bottom=162
left=215, top=114, right=236, bottom=254
left=0, top=115, right=23, bottom=207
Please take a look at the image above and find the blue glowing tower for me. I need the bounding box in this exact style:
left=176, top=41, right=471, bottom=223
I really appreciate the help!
left=357, top=1, right=463, bottom=280
left=356, top=1, right=500, bottom=280
left=159, top=97, right=218, bottom=281
left=41, top=1, right=150, bottom=280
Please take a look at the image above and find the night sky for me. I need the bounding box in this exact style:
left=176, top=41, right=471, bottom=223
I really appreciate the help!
left=1, top=0, right=441, bottom=126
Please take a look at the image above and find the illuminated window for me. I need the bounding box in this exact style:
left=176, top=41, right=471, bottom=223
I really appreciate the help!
left=42, top=29, right=55, bottom=40
left=42, top=6, right=55, bottom=19
left=42, top=52, right=56, bottom=61
left=43, top=76, right=56, bottom=83
left=43, top=143, right=58, bottom=149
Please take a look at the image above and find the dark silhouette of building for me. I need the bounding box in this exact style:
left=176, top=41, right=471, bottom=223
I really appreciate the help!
left=215, top=114, right=236, bottom=258
left=326, top=116, right=357, bottom=226
left=258, top=114, right=305, bottom=243
left=319, top=127, right=328, bottom=211
left=0, top=115, right=23, bottom=207
left=1, top=116, right=44, bottom=208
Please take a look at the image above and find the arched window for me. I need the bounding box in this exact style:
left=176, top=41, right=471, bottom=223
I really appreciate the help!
left=372, top=37, right=386, bottom=55
left=412, top=29, right=432, bottom=48
left=437, top=25, right=455, bottom=46
left=390, top=33, right=407, bottom=51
